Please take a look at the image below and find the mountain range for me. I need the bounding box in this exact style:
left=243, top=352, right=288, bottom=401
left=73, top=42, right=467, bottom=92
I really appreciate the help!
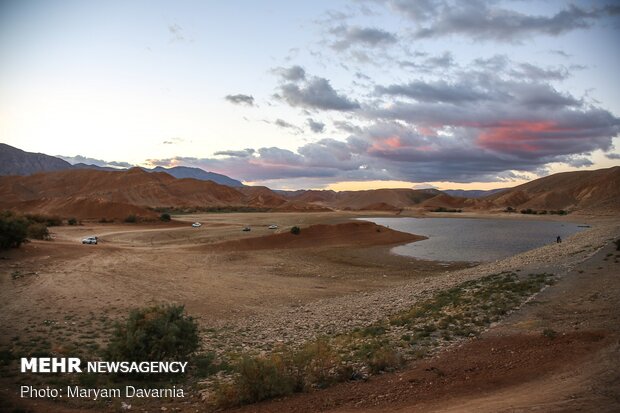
left=0, top=143, right=243, bottom=187
left=1, top=143, right=618, bottom=219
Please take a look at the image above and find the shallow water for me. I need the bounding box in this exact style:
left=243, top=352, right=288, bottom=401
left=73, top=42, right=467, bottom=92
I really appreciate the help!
left=360, top=217, right=587, bottom=262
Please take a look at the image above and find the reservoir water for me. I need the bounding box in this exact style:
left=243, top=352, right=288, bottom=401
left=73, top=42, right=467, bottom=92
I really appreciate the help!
left=360, top=217, right=587, bottom=262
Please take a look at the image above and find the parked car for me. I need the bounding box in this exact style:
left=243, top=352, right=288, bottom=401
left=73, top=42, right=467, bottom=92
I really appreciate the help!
left=82, top=236, right=98, bottom=245
left=192, top=222, right=202, bottom=227
left=242, top=227, right=251, bottom=231
left=268, top=224, right=278, bottom=229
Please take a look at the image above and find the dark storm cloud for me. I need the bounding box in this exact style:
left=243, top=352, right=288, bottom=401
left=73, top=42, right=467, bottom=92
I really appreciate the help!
left=307, top=118, right=325, bottom=133
left=278, top=77, right=360, bottom=111
left=225, top=94, right=255, bottom=106
left=329, top=25, right=397, bottom=50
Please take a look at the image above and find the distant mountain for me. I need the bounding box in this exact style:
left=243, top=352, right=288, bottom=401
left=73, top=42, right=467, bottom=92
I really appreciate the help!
left=443, top=188, right=508, bottom=198
left=0, top=143, right=72, bottom=175
left=145, top=166, right=244, bottom=187
left=288, top=188, right=442, bottom=210
left=0, top=143, right=244, bottom=187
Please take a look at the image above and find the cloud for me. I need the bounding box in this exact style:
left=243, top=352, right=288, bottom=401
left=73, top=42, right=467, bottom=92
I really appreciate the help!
left=379, top=1, right=606, bottom=42
left=58, top=155, right=133, bottom=169
left=399, top=51, right=457, bottom=72
left=225, top=94, right=255, bottom=106
left=168, top=23, right=186, bottom=42
left=273, top=118, right=303, bottom=133
left=278, top=76, right=360, bottom=111
left=333, top=120, right=363, bottom=134
left=376, top=79, right=489, bottom=103
left=213, top=148, right=255, bottom=158
left=274, top=65, right=306, bottom=81
left=162, top=137, right=185, bottom=145
left=606, top=153, right=620, bottom=160
left=307, top=118, right=325, bottom=133
left=329, top=25, right=397, bottom=50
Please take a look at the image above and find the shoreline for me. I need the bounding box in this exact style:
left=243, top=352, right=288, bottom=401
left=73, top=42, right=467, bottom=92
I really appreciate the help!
left=204, top=221, right=619, bottom=355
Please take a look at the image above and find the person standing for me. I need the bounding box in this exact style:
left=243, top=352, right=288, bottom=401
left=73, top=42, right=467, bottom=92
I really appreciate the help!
left=557, top=235, right=562, bottom=243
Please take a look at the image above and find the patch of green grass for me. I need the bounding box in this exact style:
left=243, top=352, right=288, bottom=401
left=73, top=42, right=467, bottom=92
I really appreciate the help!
left=208, top=272, right=554, bottom=409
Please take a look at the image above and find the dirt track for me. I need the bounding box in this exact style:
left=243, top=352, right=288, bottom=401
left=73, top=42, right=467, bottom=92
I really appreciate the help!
left=1, top=212, right=618, bottom=412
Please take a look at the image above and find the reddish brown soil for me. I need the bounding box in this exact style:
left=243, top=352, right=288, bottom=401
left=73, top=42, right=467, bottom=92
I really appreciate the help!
left=230, top=332, right=607, bottom=413
left=208, top=221, right=425, bottom=251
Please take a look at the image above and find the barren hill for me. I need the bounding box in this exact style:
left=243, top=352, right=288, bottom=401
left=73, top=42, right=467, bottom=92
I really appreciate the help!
left=0, top=168, right=289, bottom=219
left=290, top=188, right=441, bottom=210
left=209, top=221, right=425, bottom=251
left=486, top=166, right=620, bottom=214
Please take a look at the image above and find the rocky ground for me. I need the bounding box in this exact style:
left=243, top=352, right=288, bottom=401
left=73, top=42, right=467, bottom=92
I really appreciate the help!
left=204, top=222, right=619, bottom=355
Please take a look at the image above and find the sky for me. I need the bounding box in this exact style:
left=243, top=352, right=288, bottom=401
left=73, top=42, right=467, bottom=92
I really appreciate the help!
left=0, top=0, right=619, bottom=190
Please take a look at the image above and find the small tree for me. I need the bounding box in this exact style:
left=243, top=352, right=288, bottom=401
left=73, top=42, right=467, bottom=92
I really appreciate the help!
left=67, top=218, right=78, bottom=225
left=290, top=226, right=301, bottom=235
left=0, top=212, right=29, bottom=249
left=27, top=223, right=50, bottom=240
left=160, top=213, right=171, bottom=222
left=106, top=304, right=199, bottom=363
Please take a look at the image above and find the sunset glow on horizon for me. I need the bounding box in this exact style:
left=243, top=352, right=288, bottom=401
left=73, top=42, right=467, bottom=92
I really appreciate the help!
left=1, top=0, right=618, bottom=190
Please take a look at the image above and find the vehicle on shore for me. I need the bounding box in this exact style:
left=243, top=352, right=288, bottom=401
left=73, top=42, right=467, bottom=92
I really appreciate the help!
left=242, top=227, right=251, bottom=231
left=81, top=236, right=98, bottom=245
left=268, top=224, right=278, bottom=229
left=192, top=222, right=202, bottom=227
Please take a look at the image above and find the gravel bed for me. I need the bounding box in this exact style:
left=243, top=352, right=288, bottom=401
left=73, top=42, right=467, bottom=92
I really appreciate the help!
left=203, top=223, right=619, bottom=354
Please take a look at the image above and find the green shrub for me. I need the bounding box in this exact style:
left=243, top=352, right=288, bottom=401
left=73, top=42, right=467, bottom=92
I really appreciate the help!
left=25, top=214, right=62, bottom=226
left=0, top=211, right=29, bottom=249
left=233, top=354, right=295, bottom=404
left=159, top=213, right=171, bottom=222
left=105, top=304, right=199, bottom=364
left=290, top=226, right=301, bottom=235
left=124, top=214, right=137, bottom=223
left=67, top=218, right=78, bottom=225
left=27, top=223, right=50, bottom=240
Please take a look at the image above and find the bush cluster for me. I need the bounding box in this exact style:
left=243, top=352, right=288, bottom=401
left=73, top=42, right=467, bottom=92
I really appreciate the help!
left=431, top=207, right=462, bottom=213
left=105, top=304, right=199, bottom=364
left=0, top=211, right=53, bottom=249
left=290, top=226, right=301, bottom=235
left=0, top=211, right=29, bottom=249
left=212, top=337, right=402, bottom=407
left=520, top=208, right=567, bottom=215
